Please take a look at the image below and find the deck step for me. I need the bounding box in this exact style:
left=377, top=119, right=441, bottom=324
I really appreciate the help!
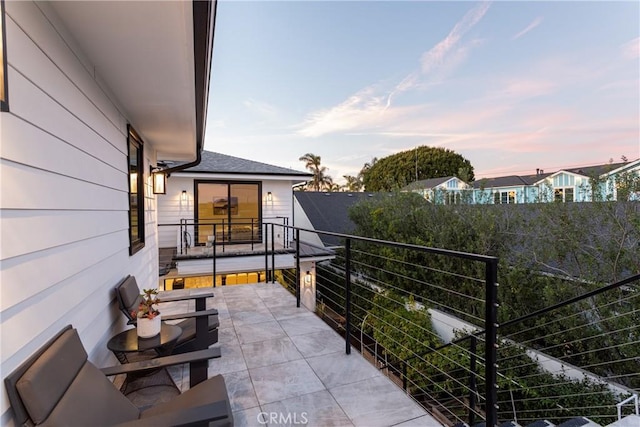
left=606, top=415, right=640, bottom=427
left=526, top=420, right=556, bottom=427
left=557, top=417, right=601, bottom=427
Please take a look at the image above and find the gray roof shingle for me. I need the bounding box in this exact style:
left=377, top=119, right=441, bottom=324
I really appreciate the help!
left=403, top=176, right=454, bottom=190
left=177, top=151, right=312, bottom=176
left=295, top=192, right=384, bottom=246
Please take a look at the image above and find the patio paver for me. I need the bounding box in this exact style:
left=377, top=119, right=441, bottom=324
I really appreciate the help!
left=169, top=282, right=442, bottom=427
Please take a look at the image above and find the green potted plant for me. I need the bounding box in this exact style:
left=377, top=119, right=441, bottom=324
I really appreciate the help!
left=132, top=288, right=161, bottom=338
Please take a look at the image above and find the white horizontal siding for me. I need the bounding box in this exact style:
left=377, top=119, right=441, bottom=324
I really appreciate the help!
left=157, top=176, right=195, bottom=248
left=0, top=210, right=128, bottom=261
left=1, top=2, right=160, bottom=424
left=158, top=176, right=298, bottom=249
left=1, top=114, right=125, bottom=188
left=0, top=159, right=126, bottom=210
left=6, top=1, right=126, bottom=144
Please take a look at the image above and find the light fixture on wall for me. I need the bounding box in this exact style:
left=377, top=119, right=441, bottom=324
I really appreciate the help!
left=304, top=271, right=312, bottom=287
left=150, top=166, right=166, bottom=194
left=267, top=191, right=273, bottom=202
left=1, top=0, right=8, bottom=112
left=181, top=190, right=188, bottom=201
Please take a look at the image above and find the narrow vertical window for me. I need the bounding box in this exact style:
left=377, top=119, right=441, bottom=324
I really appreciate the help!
left=1, top=0, right=8, bottom=112
left=128, top=125, right=145, bottom=255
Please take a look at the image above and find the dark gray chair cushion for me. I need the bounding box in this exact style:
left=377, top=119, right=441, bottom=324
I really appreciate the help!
left=42, top=362, right=139, bottom=426
left=118, top=275, right=143, bottom=321
left=6, top=326, right=232, bottom=427
left=16, top=328, right=138, bottom=426
left=115, top=275, right=220, bottom=353
left=142, top=374, right=233, bottom=427
left=16, top=328, right=88, bottom=424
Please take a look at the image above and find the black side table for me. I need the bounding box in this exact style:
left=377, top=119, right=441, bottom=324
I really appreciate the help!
left=107, top=324, right=183, bottom=407
left=107, top=324, right=182, bottom=364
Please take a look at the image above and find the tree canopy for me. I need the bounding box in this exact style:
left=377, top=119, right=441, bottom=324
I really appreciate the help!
left=361, top=146, right=475, bottom=191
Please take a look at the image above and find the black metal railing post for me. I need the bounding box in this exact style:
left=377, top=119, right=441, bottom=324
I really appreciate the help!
left=469, top=335, right=478, bottom=426
left=212, top=224, right=217, bottom=288
left=485, top=259, right=499, bottom=427
left=251, top=218, right=255, bottom=251
left=285, top=217, right=289, bottom=248
left=180, top=219, right=184, bottom=254
left=295, top=229, right=301, bottom=308
left=345, top=238, right=352, bottom=355
left=270, top=223, right=275, bottom=283
left=402, top=361, right=408, bottom=392
left=264, top=223, right=269, bottom=282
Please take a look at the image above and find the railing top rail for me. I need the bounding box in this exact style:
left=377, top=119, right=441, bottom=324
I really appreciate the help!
left=159, top=220, right=261, bottom=227
left=264, top=222, right=498, bottom=263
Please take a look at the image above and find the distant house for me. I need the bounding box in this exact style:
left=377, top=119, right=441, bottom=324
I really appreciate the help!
left=403, top=176, right=470, bottom=204
left=405, top=160, right=640, bottom=204
left=156, top=151, right=311, bottom=284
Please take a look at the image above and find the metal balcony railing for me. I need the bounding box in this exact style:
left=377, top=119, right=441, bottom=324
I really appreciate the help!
left=264, top=222, right=640, bottom=427
left=265, top=222, right=500, bottom=427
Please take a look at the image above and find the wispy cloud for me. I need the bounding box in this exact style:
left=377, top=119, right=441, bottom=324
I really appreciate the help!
left=621, top=37, right=640, bottom=60
left=421, top=1, right=491, bottom=75
left=512, top=17, right=543, bottom=40
left=296, top=86, right=412, bottom=138
left=297, top=1, right=492, bottom=138
left=492, top=78, right=556, bottom=100
left=388, top=1, right=491, bottom=104
left=243, top=98, right=278, bottom=119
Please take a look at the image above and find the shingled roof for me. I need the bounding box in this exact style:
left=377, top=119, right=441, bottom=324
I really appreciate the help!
left=473, top=175, right=535, bottom=189
left=177, top=151, right=312, bottom=176
left=295, top=192, right=384, bottom=246
left=403, top=176, right=455, bottom=190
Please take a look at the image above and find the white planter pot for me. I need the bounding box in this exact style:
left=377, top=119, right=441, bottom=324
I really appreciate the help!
left=137, top=315, right=161, bottom=338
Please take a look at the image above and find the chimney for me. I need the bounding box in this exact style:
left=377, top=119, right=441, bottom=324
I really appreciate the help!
left=536, top=168, right=540, bottom=175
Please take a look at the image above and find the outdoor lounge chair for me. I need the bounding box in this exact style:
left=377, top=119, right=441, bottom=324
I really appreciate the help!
left=4, top=325, right=233, bottom=426
left=116, top=275, right=220, bottom=355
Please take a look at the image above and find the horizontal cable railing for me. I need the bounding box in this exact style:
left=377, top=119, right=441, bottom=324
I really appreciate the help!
left=265, top=222, right=499, bottom=427
left=266, top=221, right=640, bottom=427
left=495, top=273, right=640, bottom=425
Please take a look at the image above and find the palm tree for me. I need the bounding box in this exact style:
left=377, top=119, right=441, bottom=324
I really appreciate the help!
left=299, top=153, right=333, bottom=191
left=328, top=182, right=341, bottom=192
left=343, top=175, right=363, bottom=192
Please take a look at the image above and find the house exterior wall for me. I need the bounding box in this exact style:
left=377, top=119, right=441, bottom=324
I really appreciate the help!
left=293, top=196, right=325, bottom=248
left=411, top=164, right=638, bottom=205
left=158, top=174, right=297, bottom=248
left=1, top=3, right=160, bottom=422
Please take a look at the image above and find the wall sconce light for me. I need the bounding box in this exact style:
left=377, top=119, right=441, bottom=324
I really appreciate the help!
left=304, top=271, right=312, bottom=287
left=150, top=166, right=166, bottom=194
left=267, top=191, right=273, bottom=202
left=181, top=190, right=188, bottom=201
left=1, top=0, right=8, bottom=112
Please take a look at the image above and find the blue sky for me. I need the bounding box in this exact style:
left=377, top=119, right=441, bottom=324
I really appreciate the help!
left=204, top=1, right=639, bottom=183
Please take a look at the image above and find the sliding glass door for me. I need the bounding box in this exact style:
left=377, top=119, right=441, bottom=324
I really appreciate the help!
left=195, top=181, right=262, bottom=244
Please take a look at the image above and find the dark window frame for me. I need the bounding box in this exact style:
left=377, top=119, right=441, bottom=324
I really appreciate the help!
left=194, top=180, right=263, bottom=245
left=1, top=0, right=9, bottom=112
left=128, top=125, right=145, bottom=255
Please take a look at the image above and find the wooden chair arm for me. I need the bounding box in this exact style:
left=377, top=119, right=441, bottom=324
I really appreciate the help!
left=101, top=347, right=221, bottom=377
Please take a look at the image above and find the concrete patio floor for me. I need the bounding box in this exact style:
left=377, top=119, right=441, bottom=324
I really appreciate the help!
left=163, top=282, right=442, bottom=427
